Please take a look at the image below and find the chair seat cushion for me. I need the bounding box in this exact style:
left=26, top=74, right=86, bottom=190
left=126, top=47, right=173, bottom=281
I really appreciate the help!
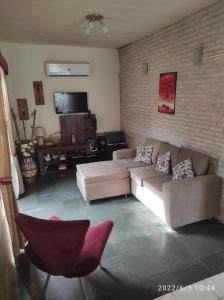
left=143, top=176, right=172, bottom=198
left=77, top=161, right=129, bottom=185
left=130, top=165, right=169, bottom=186
left=73, top=221, right=113, bottom=277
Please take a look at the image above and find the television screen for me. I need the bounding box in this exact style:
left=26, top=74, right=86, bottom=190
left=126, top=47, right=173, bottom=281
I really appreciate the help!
left=54, top=92, right=88, bottom=114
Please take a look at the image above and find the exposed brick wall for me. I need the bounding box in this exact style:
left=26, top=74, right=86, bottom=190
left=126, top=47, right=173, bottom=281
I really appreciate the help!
left=119, top=0, right=224, bottom=220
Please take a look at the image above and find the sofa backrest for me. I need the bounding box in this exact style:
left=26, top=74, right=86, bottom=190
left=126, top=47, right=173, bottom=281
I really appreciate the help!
left=176, top=147, right=210, bottom=176
left=158, top=142, right=180, bottom=168
left=143, top=137, right=210, bottom=176
left=144, top=137, right=161, bottom=164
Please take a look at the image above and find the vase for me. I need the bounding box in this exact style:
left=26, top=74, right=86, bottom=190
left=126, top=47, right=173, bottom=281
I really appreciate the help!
left=21, top=157, right=37, bottom=184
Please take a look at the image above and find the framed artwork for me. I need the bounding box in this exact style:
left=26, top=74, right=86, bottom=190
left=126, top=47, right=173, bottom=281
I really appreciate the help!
left=33, top=81, right=45, bottom=105
left=17, top=98, right=29, bottom=120
left=158, top=72, right=177, bottom=115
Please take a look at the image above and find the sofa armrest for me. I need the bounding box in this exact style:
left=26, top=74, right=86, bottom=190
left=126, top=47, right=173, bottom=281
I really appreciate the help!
left=162, top=175, right=222, bottom=228
left=113, top=148, right=136, bottom=160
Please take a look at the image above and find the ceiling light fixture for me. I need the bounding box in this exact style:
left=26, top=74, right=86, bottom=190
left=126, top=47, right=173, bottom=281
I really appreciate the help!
left=36, top=32, right=46, bottom=36
left=84, top=14, right=109, bottom=35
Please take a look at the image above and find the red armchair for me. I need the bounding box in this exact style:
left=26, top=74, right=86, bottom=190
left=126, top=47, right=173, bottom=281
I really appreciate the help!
left=15, top=213, right=113, bottom=300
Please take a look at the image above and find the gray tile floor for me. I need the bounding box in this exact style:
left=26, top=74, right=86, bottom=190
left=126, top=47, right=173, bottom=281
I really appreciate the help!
left=14, top=172, right=224, bottom=300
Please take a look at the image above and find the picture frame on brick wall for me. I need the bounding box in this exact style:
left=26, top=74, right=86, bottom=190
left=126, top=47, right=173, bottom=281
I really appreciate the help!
left=158, top=72, right=177, bottom=115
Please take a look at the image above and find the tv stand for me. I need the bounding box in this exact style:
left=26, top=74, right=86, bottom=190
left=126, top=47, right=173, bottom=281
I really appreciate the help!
left=37, top=144, right=87, bottom=176
left=37, top=116, right=127, bottom=175
left=37, top=142, right=127, bottom=176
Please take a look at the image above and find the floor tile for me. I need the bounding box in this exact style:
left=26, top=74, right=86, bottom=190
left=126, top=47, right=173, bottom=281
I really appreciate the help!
left=148, top=261, right=212, bottom=297
left=154, top=293, right=177, bottom=300
left=15, top=173, right=224, bottom=300
left=205, top=273, right=224, bottom=298
left=201, top=251, right=224, bottom=276
left=173, top=281, right=218, bottom=300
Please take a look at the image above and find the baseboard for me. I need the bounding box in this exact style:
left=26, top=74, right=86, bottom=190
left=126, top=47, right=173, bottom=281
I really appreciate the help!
left=217, top=215, right=224, bottom=224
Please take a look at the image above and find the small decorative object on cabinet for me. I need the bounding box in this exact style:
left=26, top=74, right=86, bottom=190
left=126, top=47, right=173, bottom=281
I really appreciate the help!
left=71, top=134, right=76, bottom=144
left=44, top=154, right=51, bottom=162
left=158, top=72, right=177, bottom=115
left=45, top=131, right=61, bottom=145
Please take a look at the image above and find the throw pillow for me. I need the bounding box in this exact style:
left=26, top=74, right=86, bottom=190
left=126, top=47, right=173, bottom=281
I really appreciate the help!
left=155, top=151, right=171, bottom=173
left=172, top=158, right=194, bottom=181
left=134, top=144, right=153, bottom=164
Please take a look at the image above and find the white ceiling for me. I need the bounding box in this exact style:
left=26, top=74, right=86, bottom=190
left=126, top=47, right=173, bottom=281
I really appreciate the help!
left=0, top=0, right=218, bottom=49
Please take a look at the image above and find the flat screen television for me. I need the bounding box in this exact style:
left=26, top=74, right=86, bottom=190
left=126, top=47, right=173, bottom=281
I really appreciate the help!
left=54, top=92, right=88, bottom=114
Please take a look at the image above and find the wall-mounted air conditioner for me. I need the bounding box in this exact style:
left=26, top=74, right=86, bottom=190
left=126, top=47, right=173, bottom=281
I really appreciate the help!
left=45, top=62, right=91, bottom=77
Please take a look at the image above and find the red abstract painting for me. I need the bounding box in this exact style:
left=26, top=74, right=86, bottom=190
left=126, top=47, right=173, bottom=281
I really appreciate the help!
left=158, top=72, right=177, bottom=115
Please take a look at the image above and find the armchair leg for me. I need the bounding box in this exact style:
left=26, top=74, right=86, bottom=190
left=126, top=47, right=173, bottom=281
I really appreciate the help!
left=99, top=262, right=104, bottom=270
left=42, top=274, right=51, bottom=295
left=78, top=277, right=88, bottom=300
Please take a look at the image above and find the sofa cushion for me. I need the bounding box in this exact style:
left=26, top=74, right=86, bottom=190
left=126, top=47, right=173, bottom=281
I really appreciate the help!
left=76, top=161, right=129, bottom=185
left=172, top=158, right=194, bottom=181
left=118, top=158, right=148, bottom=169
left=176, top=147, right=210, bottom=176
left=113, top=148, right=136, bottom=160
left=158, top=142, right=180, bottom=168
left=134, top=144, right=153, bottom=164
left=130, top=165, right=169, bottom=186
left=144, top=138, right=161, bottom=164
left=155, top=151, right=171, bottom=174
left=143, top=176, right=172, bottom=198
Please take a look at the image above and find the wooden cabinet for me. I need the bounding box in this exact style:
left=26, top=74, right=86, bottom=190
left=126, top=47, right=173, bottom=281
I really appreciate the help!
left=37, top=143, right=127, bottom=176
left=60, top=114, right=96, bottom=145
left=37, top=115, right=127, bottom=176
left=37, top=144, right=88, bottom=175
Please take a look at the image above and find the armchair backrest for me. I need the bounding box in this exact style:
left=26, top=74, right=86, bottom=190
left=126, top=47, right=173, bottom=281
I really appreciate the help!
left=15, top=213, right=90, bottom=277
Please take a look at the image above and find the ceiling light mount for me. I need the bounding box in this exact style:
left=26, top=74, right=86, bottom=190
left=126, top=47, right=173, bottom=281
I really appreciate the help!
left=84, top=14, right=109, bottom=35
left=86, top=14, right=104, bottom=22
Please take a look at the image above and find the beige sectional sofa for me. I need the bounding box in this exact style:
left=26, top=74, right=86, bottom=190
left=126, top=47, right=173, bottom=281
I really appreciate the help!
left=76, top=137, right=222, bottom=228
left=76, top=159, right=147, bottom=202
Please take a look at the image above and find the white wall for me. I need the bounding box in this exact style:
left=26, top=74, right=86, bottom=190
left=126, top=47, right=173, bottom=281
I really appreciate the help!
left=0, top=42, right=120, bottom=138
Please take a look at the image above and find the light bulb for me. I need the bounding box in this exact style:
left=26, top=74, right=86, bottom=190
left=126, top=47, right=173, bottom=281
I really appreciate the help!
left=84, top=24, right=91, bottom=35
left=88, top=22, right=94, bottom=29
left=100, top=21, right=109, bottom=33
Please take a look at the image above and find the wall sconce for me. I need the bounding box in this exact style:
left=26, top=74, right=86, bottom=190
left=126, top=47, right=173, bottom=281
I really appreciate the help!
left=194, top=46, right=204, bottom=65
left=194, top=45, right=224, bottom=64
left=143, top=61, right=149, bottom=75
